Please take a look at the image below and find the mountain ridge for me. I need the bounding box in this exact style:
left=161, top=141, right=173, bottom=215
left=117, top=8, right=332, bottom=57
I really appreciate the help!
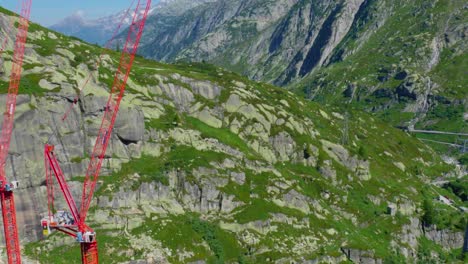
left=48, top=0, right=216, bottom=45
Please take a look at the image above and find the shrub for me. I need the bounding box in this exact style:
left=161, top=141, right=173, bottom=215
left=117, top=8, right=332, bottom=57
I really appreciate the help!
left=445, top=179, right=467, bottom=202
left=422, top=198, right=435, bottom=226
left=358, top=145, right=368, bottom=159
left=458, top=154, right=468, bottom=166
left=189, top=218, right=225, bottom=263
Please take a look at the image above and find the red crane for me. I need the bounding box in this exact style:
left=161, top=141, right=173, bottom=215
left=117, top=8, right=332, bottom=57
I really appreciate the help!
left=41, top=1, right=152, bottom=263
left=0, top=1, right=32, bottom=263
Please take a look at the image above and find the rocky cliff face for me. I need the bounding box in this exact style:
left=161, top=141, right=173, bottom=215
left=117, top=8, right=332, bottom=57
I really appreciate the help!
left=0, top=7, right=465, bottom=264
left=135, top=0, right=368, bottom=85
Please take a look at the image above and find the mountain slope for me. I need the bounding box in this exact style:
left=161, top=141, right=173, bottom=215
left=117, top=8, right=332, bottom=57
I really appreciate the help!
left=134, top=0, right=376, bottom=84
left=0, top=6, right=466, bottom=264
left=293, top=0, right=467, bottom=150
left=132, top=0, right=467, bottom=152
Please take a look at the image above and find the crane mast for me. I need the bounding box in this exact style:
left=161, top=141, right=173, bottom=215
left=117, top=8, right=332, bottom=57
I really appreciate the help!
left=0, top=1, right=32, bottom=263
left=42, top=1, right=152, bottom=263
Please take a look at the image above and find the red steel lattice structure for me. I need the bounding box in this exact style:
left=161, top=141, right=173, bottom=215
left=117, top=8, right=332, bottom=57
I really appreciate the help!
left=0, top=1, right=32, bottom=263
left=43, top=1, right=151, bottom=263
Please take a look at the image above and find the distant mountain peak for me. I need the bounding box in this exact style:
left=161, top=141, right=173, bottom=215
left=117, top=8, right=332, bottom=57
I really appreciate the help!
left=49, top=2, right=159, bottom=45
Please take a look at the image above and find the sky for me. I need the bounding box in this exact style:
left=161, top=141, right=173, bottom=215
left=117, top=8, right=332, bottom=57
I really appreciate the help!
left=0, top=0, right=159, bottom=26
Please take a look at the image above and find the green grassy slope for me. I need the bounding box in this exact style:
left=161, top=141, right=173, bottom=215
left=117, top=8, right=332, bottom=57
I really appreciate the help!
left=0, top=6, right=465, bottom=264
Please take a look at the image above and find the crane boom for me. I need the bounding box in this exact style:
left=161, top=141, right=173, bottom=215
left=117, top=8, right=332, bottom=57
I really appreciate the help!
left=0, top=0, right=32, bottom=169
left=79, top=0, right=152, bottom=227
left=0, top=1, right=32, bottom=263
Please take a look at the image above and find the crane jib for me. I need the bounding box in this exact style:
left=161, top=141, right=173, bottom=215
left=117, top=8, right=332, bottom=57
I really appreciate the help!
left=79, top=0, right=152, bottom=226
